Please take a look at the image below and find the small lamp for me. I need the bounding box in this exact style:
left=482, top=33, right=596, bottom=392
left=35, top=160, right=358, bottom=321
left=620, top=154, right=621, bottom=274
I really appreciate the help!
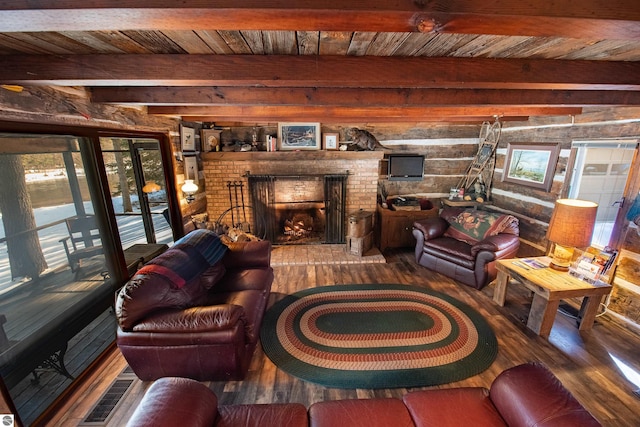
left=142, top=181, right=161, bottom=193
left=546, top=199, right=598, bottom=271
left=181, top=179, right=198, bottom=203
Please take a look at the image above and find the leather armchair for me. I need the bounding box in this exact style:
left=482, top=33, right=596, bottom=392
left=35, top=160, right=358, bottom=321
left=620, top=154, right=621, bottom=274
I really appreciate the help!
left=412, top=207, right=520, bottom=289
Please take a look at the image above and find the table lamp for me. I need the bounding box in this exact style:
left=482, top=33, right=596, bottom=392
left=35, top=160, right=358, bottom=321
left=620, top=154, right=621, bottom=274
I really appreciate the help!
left=181, top=179, right=198, bottom=203
left=546, top=199, right=598, bottom=271
left=142, top=181, right=161, bottom=193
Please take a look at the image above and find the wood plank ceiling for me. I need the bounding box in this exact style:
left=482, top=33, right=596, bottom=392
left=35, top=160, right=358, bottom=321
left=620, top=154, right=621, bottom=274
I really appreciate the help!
left=1, top=1, right=640, bottom=124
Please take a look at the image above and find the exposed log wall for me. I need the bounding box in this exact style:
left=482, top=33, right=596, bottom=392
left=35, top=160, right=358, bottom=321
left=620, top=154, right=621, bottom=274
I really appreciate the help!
left=220, top=114, right=640, bottom=328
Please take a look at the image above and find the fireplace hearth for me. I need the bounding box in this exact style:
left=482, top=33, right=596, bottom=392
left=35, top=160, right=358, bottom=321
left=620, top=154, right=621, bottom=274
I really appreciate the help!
left=248, top=174, right=347, bottom=245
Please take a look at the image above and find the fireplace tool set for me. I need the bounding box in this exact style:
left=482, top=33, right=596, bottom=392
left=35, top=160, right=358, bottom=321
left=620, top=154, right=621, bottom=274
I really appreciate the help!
left=212, top=181, right=253, bottom=235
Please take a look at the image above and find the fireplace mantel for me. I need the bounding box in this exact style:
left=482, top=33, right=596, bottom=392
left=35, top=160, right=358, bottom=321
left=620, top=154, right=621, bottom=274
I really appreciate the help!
left=202, top=151, right=384, bottom=162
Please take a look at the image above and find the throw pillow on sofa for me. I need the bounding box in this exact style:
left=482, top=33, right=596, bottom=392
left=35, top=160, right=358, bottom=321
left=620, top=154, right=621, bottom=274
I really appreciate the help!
left=444, top=210, right=517, bottom=245
left=199, top=262, right=226, bottom=290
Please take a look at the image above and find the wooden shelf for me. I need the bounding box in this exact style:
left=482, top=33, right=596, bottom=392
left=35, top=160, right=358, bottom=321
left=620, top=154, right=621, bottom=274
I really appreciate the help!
left=202, top=151, right=384, bottom=161
left=442, top=199, right=492, bottom=209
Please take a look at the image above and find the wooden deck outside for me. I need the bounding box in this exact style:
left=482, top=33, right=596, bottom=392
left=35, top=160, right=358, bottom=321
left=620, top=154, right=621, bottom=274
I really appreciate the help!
left=0, top=257, right=116, bottom=426
left=47, top=248, right=640, bottom=427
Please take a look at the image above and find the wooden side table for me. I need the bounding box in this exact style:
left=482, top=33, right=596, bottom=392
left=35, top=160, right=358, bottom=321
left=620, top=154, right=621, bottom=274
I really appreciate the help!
left=494, top=257, right=612, bottom=338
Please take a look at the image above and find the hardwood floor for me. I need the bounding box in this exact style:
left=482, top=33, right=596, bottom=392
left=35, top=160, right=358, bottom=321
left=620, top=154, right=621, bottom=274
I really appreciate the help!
left=48, top=249, right=640, bottom=427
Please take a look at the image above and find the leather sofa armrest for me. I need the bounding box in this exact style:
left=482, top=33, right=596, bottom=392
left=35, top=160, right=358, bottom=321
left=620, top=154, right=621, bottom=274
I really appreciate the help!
left=490, top=363, right=601, bottom=427
left=223, top=240, right=272, bottom=269
left=413, top=217, right=448, bottom=240
left=131, top=304, right=245, bottom=333
left=127, top=377, right=218, bottom=427
left=471, top=234, right=520, bottom=257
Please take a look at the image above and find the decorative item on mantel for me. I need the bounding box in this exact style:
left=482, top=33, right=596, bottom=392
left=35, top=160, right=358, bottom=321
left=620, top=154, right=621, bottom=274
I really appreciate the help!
left=278, top=122, right=321, bottom=151
left=341, top=128, right=388, bottom=151
left=201, top=128, right=222, bottom=152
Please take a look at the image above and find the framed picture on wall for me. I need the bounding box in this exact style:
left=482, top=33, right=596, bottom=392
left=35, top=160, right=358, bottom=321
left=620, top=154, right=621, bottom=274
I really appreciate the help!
left=184, top=155, right=198, bottom=180
left=201, top=129, right=221, bottom=152
left=181, top=124, right=196, bottom=151
left=277, top=123, right=321, bottom=150
left=502, top=143, right=560, bottom=192
left=323, top=133, right=339, bottom=150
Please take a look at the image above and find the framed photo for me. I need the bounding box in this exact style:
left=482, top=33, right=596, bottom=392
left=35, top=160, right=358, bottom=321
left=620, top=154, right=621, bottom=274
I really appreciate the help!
left=184, top=155, right=198, bottom=180
left=181, top=124, right=196, bottom=151
left=323, top=133, right=339, bottom=150
left=277, top=122, right=321, bottom=150
left=201, top=129, right=221, bottom=152
left=502, top=143, right=560, bottom=191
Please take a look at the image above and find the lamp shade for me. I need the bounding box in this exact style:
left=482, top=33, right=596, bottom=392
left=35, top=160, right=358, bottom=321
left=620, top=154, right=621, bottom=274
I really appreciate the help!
left=181, top=179, right=198, bottom=195
left=546, top=199, right=598, bottom=248
left=142, top=181, right=161, bottom=193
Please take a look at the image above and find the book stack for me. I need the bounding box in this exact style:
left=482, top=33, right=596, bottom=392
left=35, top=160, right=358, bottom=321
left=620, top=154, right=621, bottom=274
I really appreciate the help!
left=266, top=135, right=277, bottom=152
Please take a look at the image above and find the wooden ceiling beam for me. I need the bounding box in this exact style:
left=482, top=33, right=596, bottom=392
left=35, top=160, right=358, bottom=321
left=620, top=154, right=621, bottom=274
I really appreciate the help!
left=1, top=1, right=639, bottom=39
left=189, top=116, right=531, bottom=124
left=149, top=105, right=581, bottom=122
left=91, top=87, right=640, bottom=107
left=3, top=55, right=639, bottom=90
left=207, top=117, right=531, bottom=126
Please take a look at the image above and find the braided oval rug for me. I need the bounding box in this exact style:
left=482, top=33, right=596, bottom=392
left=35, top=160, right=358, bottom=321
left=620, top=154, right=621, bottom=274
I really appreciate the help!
left=260, top=284, right=498, bottom=389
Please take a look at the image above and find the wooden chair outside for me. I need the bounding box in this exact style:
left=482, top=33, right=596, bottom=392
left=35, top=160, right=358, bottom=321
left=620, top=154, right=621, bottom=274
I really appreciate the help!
left=59, top=215, right=103, bottom=272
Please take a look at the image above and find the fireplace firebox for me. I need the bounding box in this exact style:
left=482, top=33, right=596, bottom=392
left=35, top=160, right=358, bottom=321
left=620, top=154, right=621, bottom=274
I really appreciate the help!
left=248, top=174, right=347, bottom=244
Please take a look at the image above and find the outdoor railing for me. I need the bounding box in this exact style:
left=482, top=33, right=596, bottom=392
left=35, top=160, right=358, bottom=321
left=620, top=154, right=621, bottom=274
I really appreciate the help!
left=0, top=212, right=172, bottom=293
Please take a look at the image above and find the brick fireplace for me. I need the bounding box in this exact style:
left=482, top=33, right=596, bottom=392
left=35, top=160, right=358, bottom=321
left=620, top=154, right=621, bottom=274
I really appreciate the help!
left=202, top=151, right=383, bottom=244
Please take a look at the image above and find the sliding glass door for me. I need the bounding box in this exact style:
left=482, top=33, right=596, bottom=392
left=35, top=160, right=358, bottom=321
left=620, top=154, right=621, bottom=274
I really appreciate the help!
left=0, top=128, right=177, bottom=425
left=0, top=133, right=115, bottom=425
left=100, top=138, right=172, bottom=249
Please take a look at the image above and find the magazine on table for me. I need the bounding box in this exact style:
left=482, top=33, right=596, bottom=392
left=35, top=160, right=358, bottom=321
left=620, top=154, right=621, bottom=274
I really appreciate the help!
left=521, top=258, right=547, bottom=269
left=511, top=258, right=547, bottom=270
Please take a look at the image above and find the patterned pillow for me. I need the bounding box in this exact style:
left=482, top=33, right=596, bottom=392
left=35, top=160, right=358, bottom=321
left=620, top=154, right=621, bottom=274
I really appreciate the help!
left=444, top=210, right=515, bottom=245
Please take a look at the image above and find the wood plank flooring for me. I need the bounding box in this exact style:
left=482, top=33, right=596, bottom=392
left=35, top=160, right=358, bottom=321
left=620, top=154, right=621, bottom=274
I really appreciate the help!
left=48, top=249, right=640, bottom=427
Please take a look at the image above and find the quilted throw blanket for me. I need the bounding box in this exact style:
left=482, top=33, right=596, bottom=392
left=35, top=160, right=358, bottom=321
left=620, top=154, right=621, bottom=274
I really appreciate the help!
left=174, top=229, right=228, bottom=265
left=137, top=230, right=228, bottom=289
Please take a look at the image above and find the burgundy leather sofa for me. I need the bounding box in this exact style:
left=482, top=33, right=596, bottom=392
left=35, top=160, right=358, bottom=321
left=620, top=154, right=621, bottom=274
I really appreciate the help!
left=126, top=363, right=601, bottom=427
left=115, top=229, right=273, bottom=381
left=412, top=207, right=520, bottom=289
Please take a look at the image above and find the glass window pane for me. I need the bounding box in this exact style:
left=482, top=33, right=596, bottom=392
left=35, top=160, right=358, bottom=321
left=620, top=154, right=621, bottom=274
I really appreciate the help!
left=100, top=137, right=172, bottom=247
left=0, top=133, right=115, bottom=425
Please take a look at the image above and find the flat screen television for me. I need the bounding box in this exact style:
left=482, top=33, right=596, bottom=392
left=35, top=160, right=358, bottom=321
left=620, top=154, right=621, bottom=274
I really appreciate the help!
left=387, top=154, right=425, bottom=181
